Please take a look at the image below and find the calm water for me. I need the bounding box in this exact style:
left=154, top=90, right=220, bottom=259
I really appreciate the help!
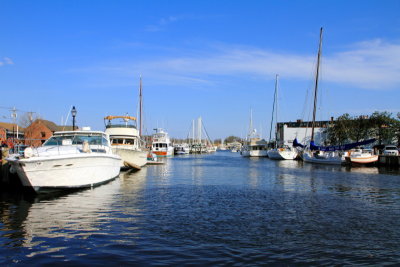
left=1, top=151, right=400, bottom=265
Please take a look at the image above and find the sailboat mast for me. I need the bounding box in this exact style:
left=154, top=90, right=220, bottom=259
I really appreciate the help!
left=311, top=27, right=323, bottom=142
left=139, top=75, right=143, bottom=137
left=269, top=74, right=278, bottom=147
left=249, top=109, right=253, bottom=140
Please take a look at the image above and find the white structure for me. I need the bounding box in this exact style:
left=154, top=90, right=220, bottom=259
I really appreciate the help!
left=188, top=117, right=215, bottom=153
left=104, top=115, right=148, bottom=170
left=267, top=147, right=298, bottom=160
left=174, top=143, right=190, bottom=155
left=151, top=128, right=174, bottom=157
left=241, top=138, right=268, bottom=157
left=241, top=109, right=268, bottom=157
left=7, top=130, right=121, bottom=193
left=275, top=120, right=330, bottom=148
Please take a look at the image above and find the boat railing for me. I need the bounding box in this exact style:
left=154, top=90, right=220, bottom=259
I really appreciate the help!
left=30, top=137, right=110, bottom=157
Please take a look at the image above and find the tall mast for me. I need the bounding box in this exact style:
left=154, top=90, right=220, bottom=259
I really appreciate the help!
left=311, top=27, right=323, bottom=142
left=192, top=119, right=195, bottom=144
left=139, top=75, right=143, bottom=137
left=269, top=74, right=278, bottom=147
left=249, top=109, right=253, bottom=140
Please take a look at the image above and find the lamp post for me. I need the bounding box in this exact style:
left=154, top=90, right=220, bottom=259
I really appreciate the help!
left=71, top=106, right=77, bottom=131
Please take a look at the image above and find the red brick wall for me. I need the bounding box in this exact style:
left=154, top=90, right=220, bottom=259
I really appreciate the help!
left=24, top=121, right=54, bottom=147
left=0, top=128, right=6, bottom=143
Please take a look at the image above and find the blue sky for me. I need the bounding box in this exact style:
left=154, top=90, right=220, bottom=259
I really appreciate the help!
left=1, top=0, right=400, bottom=139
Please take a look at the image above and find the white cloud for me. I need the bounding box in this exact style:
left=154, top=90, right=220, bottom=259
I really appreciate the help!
left=0, top=57, right=14, bottom=66
left=71, top=39, right=400, bottom=90
left=144, top=16, right=180, bottom=32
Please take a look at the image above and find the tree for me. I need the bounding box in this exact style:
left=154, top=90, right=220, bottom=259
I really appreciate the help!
left=18, top=112, right=40, bottom=128
left=327, top=113, right=352, bottom=145
left=225, top=136, right=243, bottom=143
left=369, top=111, right=396, bottom=145
left=214, top=138, right=222, bottom=145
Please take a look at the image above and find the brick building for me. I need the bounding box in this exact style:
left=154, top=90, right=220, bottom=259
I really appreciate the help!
left=0, top=122, right=24, bottom=144
left=24, top=119, right=75, bottom=147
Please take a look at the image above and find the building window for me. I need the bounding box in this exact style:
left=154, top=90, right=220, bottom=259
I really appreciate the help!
left=41, top=132, right=46, bottom=138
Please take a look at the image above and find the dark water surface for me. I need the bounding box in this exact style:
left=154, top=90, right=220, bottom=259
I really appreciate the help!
left=1, top=151, right=400, bottom=265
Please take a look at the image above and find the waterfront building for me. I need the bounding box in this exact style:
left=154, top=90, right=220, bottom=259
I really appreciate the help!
left=0, top=122, right=24, bottom=143
left=275, top=119, right=333, bottom=147
left=24, top=119, right=75, bottom=147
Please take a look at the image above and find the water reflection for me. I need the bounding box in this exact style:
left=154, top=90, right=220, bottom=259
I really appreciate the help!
left=1, top=152, right=400, bottom=265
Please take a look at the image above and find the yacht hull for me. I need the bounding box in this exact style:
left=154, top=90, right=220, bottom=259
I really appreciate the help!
left=345, top=155, right=378, bottom=165
left=267, top=149, right=298, bottom=160
left=241, top=150, right=268, bottom=157
left=152, top=147, right=174, bottom=157
left=302, top=152, right=342, bottom=165
left=112, top=147, right=148, bottom=168
left=8, top=154, right=121, bottom=193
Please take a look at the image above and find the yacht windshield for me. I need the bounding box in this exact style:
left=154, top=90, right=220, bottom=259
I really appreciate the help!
left=44, top=134, right=108, bottom=146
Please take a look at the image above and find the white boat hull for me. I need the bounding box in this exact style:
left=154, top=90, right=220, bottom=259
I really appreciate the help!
left=267, top=149, right=298, bottom=160
left=241, top=150, right=268, bottom=157
left=112, top=147, right=148, bottom=168
left=8, top=153, right=121, bottom=192
left=152, top=146, right=174, bottom=157
left=302, top=151, right=342, bottom=165
left=345, top=155, right=378, bottom=165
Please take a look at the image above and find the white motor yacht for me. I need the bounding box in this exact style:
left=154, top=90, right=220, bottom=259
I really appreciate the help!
left=174, top=143, right=190, bottom=155
left=151, top=128, right=174, bottom=157
left=7, top=130, right=121, bottom=193
left=241, top=137, right=268, bottom=157
left=104, top=115, right=148, bottom=170
left=344, top=148, right=378, bottom=165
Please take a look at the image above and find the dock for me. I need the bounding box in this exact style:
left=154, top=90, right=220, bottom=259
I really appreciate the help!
left=0, top=148, right=22, bottom=189
left=379, top=155, right=400, bottom=167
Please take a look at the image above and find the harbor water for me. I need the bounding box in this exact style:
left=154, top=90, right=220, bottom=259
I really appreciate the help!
left=1, top=151, right=400, bottom=265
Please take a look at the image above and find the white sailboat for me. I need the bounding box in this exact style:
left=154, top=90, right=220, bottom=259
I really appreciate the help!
left=298, top=28, right=344, bottom=165
left=189, top=117, right=216, bottom=153
left=267, top=74, right=298, bottom=160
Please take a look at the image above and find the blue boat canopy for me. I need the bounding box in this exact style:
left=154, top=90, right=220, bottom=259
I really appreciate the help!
left=309, top=138, right=376, bottom=151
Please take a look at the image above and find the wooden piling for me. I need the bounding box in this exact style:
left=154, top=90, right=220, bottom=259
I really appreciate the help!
left=378, top=155, right=400, bottom=167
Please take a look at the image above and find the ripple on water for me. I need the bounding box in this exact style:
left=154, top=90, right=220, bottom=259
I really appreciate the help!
left=1, top=152, right=400, bottom=265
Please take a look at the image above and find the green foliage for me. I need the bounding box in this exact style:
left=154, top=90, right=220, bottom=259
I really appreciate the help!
left=224, top=136, right=243, bottom=143
left=327, top=111, right=399, bottom=145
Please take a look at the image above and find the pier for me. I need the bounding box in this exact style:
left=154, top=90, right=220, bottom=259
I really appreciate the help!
left=379, top=155, right=400, bottom=167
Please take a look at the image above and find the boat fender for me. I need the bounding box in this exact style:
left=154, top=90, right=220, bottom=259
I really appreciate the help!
left=9, top=164, right=16, bottom=174
left=82, top=141, right=91, bottom=153
left=24, top=147, right=33, bottom=158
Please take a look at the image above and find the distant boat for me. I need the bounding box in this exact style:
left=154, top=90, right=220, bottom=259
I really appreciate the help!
left=188, top=117, right=215, bottom=154
left=266, top=74, right=297, bottom=160
left=151, top=128, right=174, bottom=157
left=241, top=109, right=268, bottom=157
left=174, top=143, right=190, bottom=155
left=7, top=130, right=121, bottom=193
left=104, top=115, right=148, bottom=170
left=344, top=148, right=378, bottom=166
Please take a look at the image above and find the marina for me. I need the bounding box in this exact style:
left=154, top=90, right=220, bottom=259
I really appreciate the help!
left=1, top=151, right=400, bottom=265
left=1, top=1, right=400, bottom=265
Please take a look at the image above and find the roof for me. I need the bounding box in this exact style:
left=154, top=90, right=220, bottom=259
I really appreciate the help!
left=104, top=115, right=136, bottom=121
left=32, top=119, right=76, bottom=131
left=0, top=122, right=25, bottom=132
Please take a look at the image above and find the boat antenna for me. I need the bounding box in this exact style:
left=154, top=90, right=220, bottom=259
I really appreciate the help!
left=311, top=27, right=323, bottom=142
